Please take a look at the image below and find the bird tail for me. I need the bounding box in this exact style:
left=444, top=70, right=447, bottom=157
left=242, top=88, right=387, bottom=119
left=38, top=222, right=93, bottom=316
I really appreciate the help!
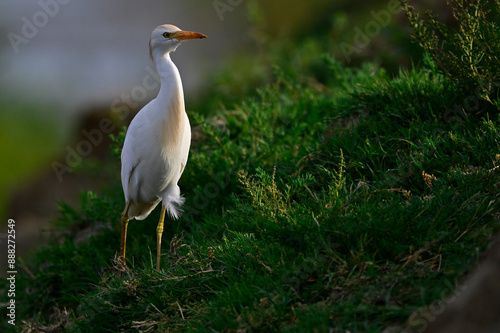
left=164, top=194, right=185, bottom=220
left=126, top=195, right=185, bottom=221
left=161, top=184, right=186, bottom=220
left=128, top=200, right=161, bottom=220
left=126, top=186, right=185, bottom=220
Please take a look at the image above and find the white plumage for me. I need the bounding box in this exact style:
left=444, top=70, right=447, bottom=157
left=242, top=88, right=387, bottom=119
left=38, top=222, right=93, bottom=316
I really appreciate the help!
left=119, top=24, right=206, bottom=270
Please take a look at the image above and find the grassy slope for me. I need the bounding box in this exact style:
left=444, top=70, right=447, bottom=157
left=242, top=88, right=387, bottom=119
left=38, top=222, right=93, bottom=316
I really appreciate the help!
left=2, top=30, right=500, bottom=333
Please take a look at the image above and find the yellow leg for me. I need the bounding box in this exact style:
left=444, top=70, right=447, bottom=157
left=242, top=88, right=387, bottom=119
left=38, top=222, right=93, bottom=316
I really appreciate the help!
left=156, top=206, right=167, bottom=270
left=120, top=202, right=131, bottom=265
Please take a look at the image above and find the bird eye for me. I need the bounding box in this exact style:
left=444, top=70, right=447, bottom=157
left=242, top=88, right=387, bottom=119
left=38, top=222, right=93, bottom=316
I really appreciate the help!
left=162, top=32, right=171, bottom=38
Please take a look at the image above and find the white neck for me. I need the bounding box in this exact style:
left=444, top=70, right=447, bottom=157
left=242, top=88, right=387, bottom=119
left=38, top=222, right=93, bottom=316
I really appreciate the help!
left=153, top=52, right=184, bottom=102
left=151, top=51, right=187, bottom=149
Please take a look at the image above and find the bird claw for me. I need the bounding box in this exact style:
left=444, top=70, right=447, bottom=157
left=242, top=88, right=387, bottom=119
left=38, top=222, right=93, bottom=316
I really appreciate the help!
left=170, top=232, right=184, bottom=256
left=112, top=254, right=131, bottom=276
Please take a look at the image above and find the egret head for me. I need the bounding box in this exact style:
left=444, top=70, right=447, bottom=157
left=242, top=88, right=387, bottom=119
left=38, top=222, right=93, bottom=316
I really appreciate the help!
left=149, top=24, right=207, bottom=61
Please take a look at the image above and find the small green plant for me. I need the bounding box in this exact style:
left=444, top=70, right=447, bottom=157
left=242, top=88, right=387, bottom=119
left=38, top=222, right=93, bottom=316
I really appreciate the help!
left=109, top=126, right=127, bottom=160
left=238, top=166, right=291, bottom=222
left=326, top=149, right=346, bottom=211
left=401, top=0, right=500, bottom=109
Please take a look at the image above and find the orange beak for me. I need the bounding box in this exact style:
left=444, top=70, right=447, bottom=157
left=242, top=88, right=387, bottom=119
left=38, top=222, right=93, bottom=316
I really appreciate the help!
left=172, top=30, right=207, bottom=40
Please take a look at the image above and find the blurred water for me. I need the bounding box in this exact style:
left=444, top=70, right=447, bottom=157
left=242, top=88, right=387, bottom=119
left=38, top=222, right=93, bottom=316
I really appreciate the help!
left=0, top=0, right=250, bottom=115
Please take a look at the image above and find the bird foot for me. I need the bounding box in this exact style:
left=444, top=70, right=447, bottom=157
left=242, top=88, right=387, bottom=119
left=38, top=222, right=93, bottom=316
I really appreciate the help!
left=113, top=254, right=131, bottom=276
left=170, top=232, right=184, bottom=256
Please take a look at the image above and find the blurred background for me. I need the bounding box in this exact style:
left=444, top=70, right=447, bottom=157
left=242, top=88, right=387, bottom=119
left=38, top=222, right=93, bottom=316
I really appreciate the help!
left=0, top=0, right=447, bottom=269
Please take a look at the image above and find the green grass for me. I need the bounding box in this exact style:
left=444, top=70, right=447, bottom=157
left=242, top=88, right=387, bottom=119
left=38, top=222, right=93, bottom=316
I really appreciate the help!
left=2, top=4, right=500, bottom=331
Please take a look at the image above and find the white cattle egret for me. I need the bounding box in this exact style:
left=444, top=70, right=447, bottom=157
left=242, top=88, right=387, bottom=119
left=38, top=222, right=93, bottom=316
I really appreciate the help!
left=119, top=24, right=207, bottom=270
